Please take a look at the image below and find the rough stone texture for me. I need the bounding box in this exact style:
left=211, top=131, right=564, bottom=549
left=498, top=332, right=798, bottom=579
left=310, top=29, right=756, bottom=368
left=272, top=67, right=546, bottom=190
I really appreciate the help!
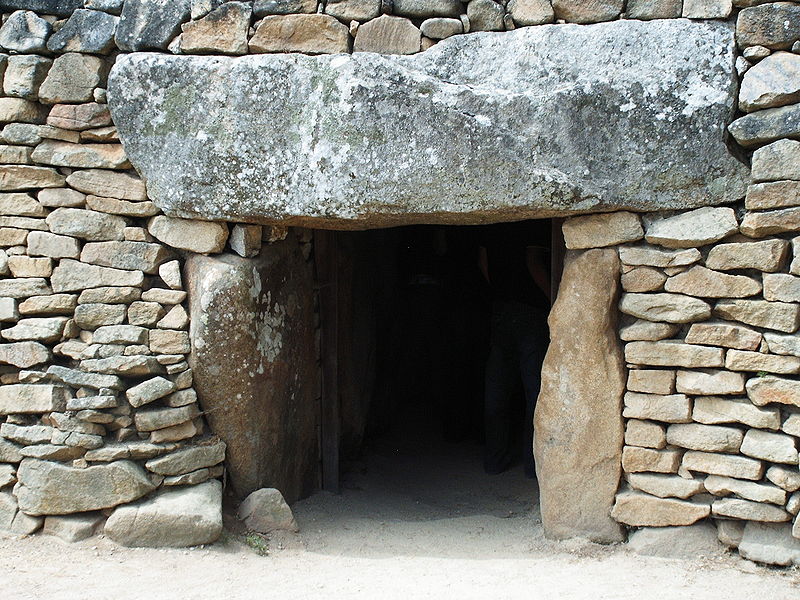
left=147, top=216, right=227, bottom=254
left=685, top=321, right=762, bottom=351
left=740, top=52, right=800, bottom=112
left=466, top=0, right=504, bottom=32
left=15, top=459, right=155, bottom=515
left=747, top=375, right=800, bottom=408
left=766, top=331, right=800, bottom=357
left=43, top=512, right=104, bottom=542
left=664, top=266, right=761, bottom=298
left=628, top=523, right=722, bottom=558
left=682, top=450, right=764, bottom=480
left=0, top=10, right=51, bottom=53
left=562, top=212, right=643, bottom=250
left=237, top=487, right=298, bottom=533
left=738, top=522, right=800, bottom=567
left=619, top=293, right=711, bottom=323
left=46, top=9, right=118, bottom=55
left=627, top=473, right=704, bottom=499
left=666, top=423, right=743, bottom=452
left=676, top=369, right=745, bottom=395
left=714, top=299, right=800, bottom=333
left=683, top=0, right=732, bottom=18
left=325, top=0, right=381, bottom=22
left=115, top=0, right=191, bottom=52
left=249, top=15, right=349, bottom=55
left=627, top=369, right=674, bottom=395
left=705, top=475, right=787, bottom=505
left=627, top=0, right=682, bottom=19
left=552, top=0, right=623, bottom=23
left=752, top=139, right=800, bottom=182
left=621, top=267, right=667, bottom=293
left=729, top=103, right=800, bottom=148
left=180, top=1, right=251, bottom=55
left=108, top=21, right=747, bottom=228
left=507, top=0, right=554, bottom=25
left=644, top=207, right=738, bottom=249
left=535, top=248, right=625, bottom=543
left=354, top=15, right=420, bottom=55
left=186, top=238, right=319, bottom=502
left=625, top=419, right=666, bottom=449
left=624, top=341, right=724, bottom=368
left=0, top=383, right=67, bottom=413
left=105, top=480, right=222, bottom=548
left=712, top=498, right=791, bottom=522
left=621, top=446, right=681, bottom=473
left=611, top=490, right=710, bottom=527
left=740, top=429, right=799, bottom=464
left=419, top=17, right=462, bottom=39
left=38, top=53, right=106, bottom=105
left=706, top=239, right=788, bottom=272
left=746, top=180, right=800, bottom=210
left=736, top=2, right=800, bottom=50
left=66, top=169, right=146, bottom=200
left=620, top=320, right=679, bottom=342
left=695, top=392, right=779, bottom=427
left=623, top=392, right=692, bottom=423
left=144, top=439, right=225, bottom=475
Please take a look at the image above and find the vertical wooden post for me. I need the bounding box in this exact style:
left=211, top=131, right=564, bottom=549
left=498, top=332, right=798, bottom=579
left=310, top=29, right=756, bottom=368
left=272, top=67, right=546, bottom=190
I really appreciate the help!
left=314, top=230, right=340, bottom=493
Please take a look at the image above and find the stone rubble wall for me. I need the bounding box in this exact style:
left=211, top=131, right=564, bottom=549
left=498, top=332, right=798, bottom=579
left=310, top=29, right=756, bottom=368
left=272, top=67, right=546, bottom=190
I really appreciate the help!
left=562, top=17, right=800, bottom=558
left=0, top=0, right=794, bottom=552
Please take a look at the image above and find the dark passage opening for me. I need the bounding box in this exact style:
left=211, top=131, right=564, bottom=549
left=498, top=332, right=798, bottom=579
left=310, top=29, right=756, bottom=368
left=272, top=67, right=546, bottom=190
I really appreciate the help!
left=313, top=219, right=561, bottom=527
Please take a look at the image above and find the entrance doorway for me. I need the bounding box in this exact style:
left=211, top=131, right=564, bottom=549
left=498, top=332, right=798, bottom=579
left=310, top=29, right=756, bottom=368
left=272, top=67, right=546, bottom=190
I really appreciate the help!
left=314, top=220, right=564, bottom=513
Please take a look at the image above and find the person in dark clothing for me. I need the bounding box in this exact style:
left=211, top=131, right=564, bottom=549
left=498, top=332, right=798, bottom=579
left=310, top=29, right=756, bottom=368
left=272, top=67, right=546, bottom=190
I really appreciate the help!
left=479, top=220, right=551, bottom=478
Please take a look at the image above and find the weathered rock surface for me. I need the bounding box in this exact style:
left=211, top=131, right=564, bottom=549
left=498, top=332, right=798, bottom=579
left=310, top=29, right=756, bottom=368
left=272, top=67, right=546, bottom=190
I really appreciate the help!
left=752, top=139, right=800, bottom=182
left=105, top=480, right=222, bottom=548
left=43, top=512, right=104, bottom=542
left=180, top=1, right=251, bottom=55
left=664, top=266, right=761, bottom=298
left=738, top=522, right=800, bottom=567
left=562, top=211, right=643, bottom=250
left=620, top=293, right=711, bottom=323
left=249, top=14, right=349, bottom=55
left=645, top=207, right=738, bottom=249
left=705, top=239, right=788, bottom=272
left=46, top=8, right=118, bottom=54
left=729, top=103, right=800, bottom=148
left=186, top=239, right=319, bottom=502
left=535, top=248, right=625, bottom=543
left=685, top=321, right=762, bottom=351
left=237, top=487, right=298, bottom=533
left=354, top=15, right=420, bottom=54
left=740, top=52, right=800, bottom=112
left=628, top=523, right=722, bottom=558
left=108, top=21, right=747, bottom=228
left=736, top=3, right=800, bottom=50
left=15, top=459, right=155, bottom=515
left=115, top=0, right=191, bottom=52
left=611, top=490, right=710, bottom=527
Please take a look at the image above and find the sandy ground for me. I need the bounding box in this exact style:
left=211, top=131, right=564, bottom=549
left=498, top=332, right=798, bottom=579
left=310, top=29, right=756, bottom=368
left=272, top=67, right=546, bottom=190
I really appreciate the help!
left=2, top=426, right=800, bottom=600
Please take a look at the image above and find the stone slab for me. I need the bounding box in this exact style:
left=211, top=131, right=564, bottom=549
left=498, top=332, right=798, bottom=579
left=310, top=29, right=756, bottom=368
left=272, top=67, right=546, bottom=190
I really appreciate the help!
left=108, top=20, right=747, bottom=228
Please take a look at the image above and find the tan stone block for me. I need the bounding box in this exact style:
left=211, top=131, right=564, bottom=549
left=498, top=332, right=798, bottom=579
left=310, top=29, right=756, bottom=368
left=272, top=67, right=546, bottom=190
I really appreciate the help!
left=30, top=140, right=130, bottom=170
left=726, top=349, right=800, bottom=374
left=676, top=369, right=746, bottom=395
left=180, top=1, right=251, bottom=55
left=624, top=419, right=666, bottom=449
left=766, top=465, right=800, bottom=492
left=249, top=14, right=350, bottom=54
left=620, top=292, right=711, bottom=324
left=712, top=498, right=791, bottom=522
left=645, top=207, right=738, bottom=249
left=764, top=273, right=800, bottom=303
left=706, top=239, right=789, bottom=272
left=747, top=375, right=800, bottom=408
left=627, top=369, right=675, bottom=394
left=782, top=413, right=800, bottom=437
left=740, top=429, right=798, bottom=465
left=664, top=266, right=761, bottom=298
left=714, top=299, right=800, bottom=333
left=148, top=215, right=228, bottom=254
left=682, top=450, right=764, bottom=480
left=149, top=330, right=190, bottom=355
left=353, top=15, right=420, bottom=54
left=740, top=207, right=800, bottom=237
left=627, top=473, right=705, bottom=500
left=623, top=391, right=692, bottom=423
left=622, top=446, right=682, bottom=473
left=618, top=246, right=701, bottom=268
left=620, top=319, right=679, bottom=342
left=611, top=490, right=710, bottom=527
left=745, top=180, right=800, bottom=210
left=704, top=475, right=787, bottom=505
left=693, top=396, right=781, bottom=430
left=65, top=169, right=147, bottom=201
left=0, top=193, right=46, bottom=217
left=562, top=211, right=643, bottom=250
left=625, top=341, right=724, bottom=368
left=666, top=423, right=743, bottom=453
left=685, top=321, right=762, bottom=351
left=621, top=267, right=666, bottom=293
left=7, top=256, right=51, bottom=278
left=0, top=165, right=65, bottom=191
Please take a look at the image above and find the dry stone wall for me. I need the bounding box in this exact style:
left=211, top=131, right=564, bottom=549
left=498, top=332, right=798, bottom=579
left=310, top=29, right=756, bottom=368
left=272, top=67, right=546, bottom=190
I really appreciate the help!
left=0, top=0, right=797, bottom=556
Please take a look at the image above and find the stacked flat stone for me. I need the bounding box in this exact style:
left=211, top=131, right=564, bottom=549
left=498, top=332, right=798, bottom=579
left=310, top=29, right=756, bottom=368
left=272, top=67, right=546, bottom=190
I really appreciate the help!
left=0, top=1, right=268, bottom=545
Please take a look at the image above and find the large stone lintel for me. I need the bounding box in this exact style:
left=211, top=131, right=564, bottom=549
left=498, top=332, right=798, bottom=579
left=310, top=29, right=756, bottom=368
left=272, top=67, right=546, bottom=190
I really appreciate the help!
left=108, top=19, right=747, bottom=229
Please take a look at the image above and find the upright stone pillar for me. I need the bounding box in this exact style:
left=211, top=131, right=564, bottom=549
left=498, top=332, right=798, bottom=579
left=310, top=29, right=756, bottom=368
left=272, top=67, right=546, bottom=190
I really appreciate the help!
left=534, top=247, right=626, bottom=543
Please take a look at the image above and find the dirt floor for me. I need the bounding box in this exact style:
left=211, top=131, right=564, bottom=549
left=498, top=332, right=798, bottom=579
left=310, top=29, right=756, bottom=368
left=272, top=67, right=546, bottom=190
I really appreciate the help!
left=2, top=427, right=800, bottom=600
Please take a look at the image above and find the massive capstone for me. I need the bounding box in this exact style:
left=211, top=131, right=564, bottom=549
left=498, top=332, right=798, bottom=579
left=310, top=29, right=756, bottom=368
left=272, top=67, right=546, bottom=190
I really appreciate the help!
left=109, top=19, right=747, bottom=228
